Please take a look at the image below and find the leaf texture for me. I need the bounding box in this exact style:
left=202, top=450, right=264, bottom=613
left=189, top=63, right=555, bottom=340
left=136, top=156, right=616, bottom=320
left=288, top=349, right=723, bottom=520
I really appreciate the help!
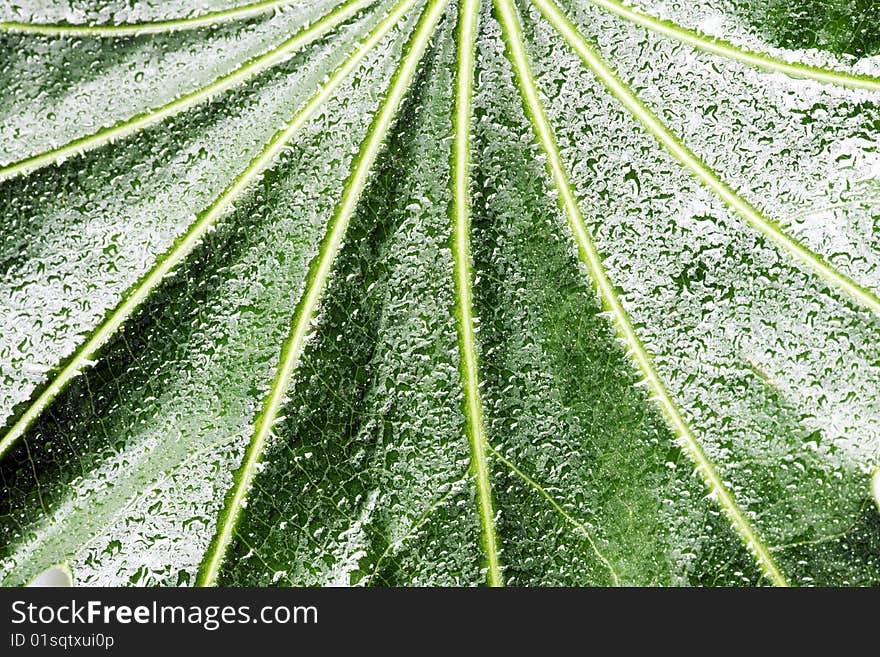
left=1, top=0, right=880, bottom=586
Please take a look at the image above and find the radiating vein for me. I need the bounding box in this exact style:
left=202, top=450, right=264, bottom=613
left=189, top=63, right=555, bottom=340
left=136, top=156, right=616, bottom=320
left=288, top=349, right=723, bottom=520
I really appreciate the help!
left=196, top=0, right=450, bottom=586
left=873, top=468, right=880, bottom=513
left=532, top=0, right=880, bottom=319
left=0, top=0, right=375, bottom=182
left=451, top=0, right=503, bottom=587
left=488, top=444, right=620, bottom=585
left=494, top=0, right=789, bottom=586
left=0, top=0, right=322, bottom=36
left=768, top=501, right=869, bottom=552
left=579, top=0, right=880, bottom=91
left=0, top=0, right=416, bottom=462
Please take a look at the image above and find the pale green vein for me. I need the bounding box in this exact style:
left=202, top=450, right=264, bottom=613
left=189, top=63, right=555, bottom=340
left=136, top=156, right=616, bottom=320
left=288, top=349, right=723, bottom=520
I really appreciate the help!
left=488, top=444, right=620, bottom=586
left=228, top=531, right=279, bottom=578
left=451, top=0, right=503, bottom=587
left=0, top=0, right=321, bottom=36
left=494, top=0, right=789, bottom=587
left=26, top=563, right=74, bottom=587
left=0, top=0, right=375, bottom=182
left=768, top=499, right=870, bottom=552
left=196, top=0, right=449, bottom=586
left=576, top=0, right=880, bottom=91
left=0, top=0, right=417, bottom=462
left=2, top=429, right=242, bottom=587
left=532, top=0, right=880, bottom=319
left=790, top=200, right=877, bottom=224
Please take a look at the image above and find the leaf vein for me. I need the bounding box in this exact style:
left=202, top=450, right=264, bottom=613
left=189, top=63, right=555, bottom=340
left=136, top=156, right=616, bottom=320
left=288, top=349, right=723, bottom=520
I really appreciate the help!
left=533, top=0, right=880, bottom=319
left=581, top=0, right=880, bottom=91
left=0, top=0, right=377, bottom=181
left=488, top=443, right=621, bottom=586
left=0, top=0, right=409, bottom=462
left=451, top=0, right=504, bottom=587
left=0, top=0, right=326, bottom=37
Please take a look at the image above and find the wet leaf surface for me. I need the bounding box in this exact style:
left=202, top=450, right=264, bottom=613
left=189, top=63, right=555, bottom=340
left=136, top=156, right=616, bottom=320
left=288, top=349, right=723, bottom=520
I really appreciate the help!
left=1, top=0, right=879, bottom=586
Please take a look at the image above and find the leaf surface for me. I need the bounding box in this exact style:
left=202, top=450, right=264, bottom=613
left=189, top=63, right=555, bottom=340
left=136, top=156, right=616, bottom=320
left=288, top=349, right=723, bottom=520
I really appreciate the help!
left=1, top=0, right=880, bottom=586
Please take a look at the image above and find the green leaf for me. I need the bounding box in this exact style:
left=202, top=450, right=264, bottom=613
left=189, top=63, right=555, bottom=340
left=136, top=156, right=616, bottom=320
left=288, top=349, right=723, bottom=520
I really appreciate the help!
left=742, top=0, right=880, bottom=57
left=1, top=0, right=880, bottom=586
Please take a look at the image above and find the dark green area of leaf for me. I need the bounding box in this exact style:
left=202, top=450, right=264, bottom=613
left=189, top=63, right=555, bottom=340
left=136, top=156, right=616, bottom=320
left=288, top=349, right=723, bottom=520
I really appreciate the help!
left=748, top=0, right=880, bottom=57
